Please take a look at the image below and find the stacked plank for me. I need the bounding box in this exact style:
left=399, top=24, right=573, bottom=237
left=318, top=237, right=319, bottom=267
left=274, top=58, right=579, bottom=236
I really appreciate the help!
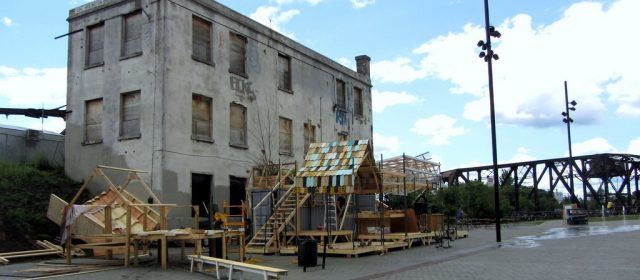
left=0, top=240, right=85, bottom=265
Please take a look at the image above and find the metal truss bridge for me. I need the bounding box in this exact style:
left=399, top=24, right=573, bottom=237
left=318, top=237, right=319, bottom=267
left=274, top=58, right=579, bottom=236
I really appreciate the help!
left=441, top=153, right=640, bottom=212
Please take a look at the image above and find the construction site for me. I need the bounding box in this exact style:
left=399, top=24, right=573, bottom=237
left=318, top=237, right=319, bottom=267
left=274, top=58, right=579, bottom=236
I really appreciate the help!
left=0, top=139, right=457, bottom=279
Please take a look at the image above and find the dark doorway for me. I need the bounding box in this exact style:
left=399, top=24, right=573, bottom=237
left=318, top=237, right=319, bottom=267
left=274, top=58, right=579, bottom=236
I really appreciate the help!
left=192, top=173, right=212, bottom=217
left=229, top=176, right=246, bottom=215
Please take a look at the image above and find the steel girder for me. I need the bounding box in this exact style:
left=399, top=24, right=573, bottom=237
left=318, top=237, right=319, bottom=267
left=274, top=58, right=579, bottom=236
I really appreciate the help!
left=441, top=153, right=640, bottom=212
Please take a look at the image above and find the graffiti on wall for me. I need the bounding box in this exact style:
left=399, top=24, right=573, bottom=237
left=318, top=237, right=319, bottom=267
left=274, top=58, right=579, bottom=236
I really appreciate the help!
left=230, top=76, right=256, bottom=101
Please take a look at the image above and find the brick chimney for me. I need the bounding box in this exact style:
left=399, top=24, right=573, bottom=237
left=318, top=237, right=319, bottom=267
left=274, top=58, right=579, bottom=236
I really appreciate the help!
left=355, top=55, right=370, bottom=78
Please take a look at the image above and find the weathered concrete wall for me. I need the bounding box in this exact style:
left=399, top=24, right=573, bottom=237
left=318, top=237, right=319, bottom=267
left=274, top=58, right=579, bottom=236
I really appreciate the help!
left=0, top=125, right=64, bottom=166
left=65, top=0, right=158, bottom=197
left=66, top=0, right=373, bottom=227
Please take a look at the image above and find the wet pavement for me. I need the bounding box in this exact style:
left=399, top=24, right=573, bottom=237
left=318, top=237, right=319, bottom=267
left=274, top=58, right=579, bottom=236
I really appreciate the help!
left=1, top=218, right=639, bottom=279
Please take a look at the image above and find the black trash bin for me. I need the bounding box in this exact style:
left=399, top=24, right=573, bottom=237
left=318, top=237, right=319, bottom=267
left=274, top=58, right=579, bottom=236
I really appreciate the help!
left=209, top=238, right=223, bottom=258
left=298, top=239, right=317, bottom=269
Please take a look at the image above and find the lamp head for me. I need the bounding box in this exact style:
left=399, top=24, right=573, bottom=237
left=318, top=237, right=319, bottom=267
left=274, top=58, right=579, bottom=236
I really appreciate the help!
left=570, top=100, right=577, bottom=106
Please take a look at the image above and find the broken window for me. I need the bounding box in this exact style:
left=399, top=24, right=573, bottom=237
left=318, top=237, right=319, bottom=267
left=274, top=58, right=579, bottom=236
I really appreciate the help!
left=303, top=123, right=316, bottom=155
left=192, top=94, right=212, bottom=141
left=192, top=16, right=212, bottom=63
left=336, top=79, right=346, bottom=109
left=229, top=33, right=246, bottom=76
left=120, top=91, right=141, bottom=139
left=84, top=98, right=103, bottom=144
left=229, top=103, right=247, bottom=147
left=277, top=54, right=292, bottom=91
left=353, top=86, right=363, bottom=116
left=279, top=117, right=292, bottom=155
left=122, top=11, right=142, bottom=57
left=86, top=23, right=104, bottom=67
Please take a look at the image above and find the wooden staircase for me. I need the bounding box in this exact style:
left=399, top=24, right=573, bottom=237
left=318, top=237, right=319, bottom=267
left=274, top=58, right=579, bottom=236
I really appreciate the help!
left=246, top=186, right=310, bottom=254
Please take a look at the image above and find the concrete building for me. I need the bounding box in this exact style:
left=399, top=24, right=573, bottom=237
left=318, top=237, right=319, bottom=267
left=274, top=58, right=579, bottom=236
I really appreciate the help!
left=65, top=0, right=373, bottom=226
left=0, top=125, right=64, bottom=166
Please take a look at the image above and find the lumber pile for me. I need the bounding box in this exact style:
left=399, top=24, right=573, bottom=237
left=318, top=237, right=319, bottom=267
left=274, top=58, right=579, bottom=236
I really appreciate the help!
left=0, top=240, right=85, bottom=265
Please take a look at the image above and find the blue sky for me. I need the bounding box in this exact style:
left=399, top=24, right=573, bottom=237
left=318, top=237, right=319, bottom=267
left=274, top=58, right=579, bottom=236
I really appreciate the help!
left=1, top=0, right=639, bottom=171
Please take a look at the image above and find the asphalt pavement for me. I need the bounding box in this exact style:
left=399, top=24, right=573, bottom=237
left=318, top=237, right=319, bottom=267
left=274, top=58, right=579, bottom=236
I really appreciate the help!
left=1, top=218, right=638, bottom=280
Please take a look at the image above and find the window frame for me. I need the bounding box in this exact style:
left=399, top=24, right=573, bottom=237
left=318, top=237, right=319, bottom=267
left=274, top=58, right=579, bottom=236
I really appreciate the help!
left=191, top=93, right=214, bottom=142
left=121, top=10, right=143, bottom=59
left=336, top=79, right=346, bottom=110
left=303, top=123, right=316, bottom=155
left=353, top=86, right=363, bottom=117
left=84, top=98, right=103, bottom=145
left=228, top=32, right=247, bottom=77
left=277, top=53, right=292, bottom=93
left=85, top=22, right=105, bottom=69
left=229, top=102, right=248, bottom=148
left=119, top=90, right=141, bottom=140
left=191, top=15, right=213, bottom=65
left=279, top=117, right=293, bottom=156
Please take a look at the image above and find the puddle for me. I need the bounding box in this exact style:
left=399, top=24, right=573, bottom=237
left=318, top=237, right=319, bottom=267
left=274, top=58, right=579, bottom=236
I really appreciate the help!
left=504, top=224, right=640, bottom=248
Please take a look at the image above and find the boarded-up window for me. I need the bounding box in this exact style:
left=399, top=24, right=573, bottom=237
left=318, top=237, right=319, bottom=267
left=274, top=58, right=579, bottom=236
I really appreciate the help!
left=279, top=117, right=292, bottom=155
left=229, top=33, right=246, bottom=76
left=229, top=103, right=247, bottom=146
left=85, top=98, right=103, bottom=143
left=120, top=91, right=141, bottom=138
left=303, top=123, right=316, bottom=155
left=86, top=23, right=104, bottom=67
left=192, top=94, right=212, bottom=141
left=192, top=16, right=212, bottom=63
left=353, top=87, right=363, bottom=116
left=336, top=79, right=346, bottom=109
left=277, top=54, right=291, bottom=91
left=122, top=11, right=142, bottom=57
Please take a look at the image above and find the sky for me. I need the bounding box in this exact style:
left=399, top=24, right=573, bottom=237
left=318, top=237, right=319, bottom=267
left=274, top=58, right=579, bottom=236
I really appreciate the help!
left=1, top=0, right=639, bottom=172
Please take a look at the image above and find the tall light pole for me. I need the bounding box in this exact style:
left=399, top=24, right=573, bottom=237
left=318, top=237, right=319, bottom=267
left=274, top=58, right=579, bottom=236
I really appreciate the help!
left=561, top=81, right=577, bottom=204
left=477, top=0, right=502, bottom=243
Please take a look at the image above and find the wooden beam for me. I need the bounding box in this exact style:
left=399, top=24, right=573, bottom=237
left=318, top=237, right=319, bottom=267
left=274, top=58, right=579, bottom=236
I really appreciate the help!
left=97, top=165, right=148, bottom=173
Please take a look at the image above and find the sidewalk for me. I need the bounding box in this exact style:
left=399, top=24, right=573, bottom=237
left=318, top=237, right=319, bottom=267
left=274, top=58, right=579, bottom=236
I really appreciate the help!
left=1, top=219, right=639, bottom=279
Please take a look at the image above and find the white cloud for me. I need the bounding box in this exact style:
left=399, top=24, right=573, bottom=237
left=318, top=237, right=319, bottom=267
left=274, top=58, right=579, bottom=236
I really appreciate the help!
left=391, top=0, right=640, bottom=127
left=571, top=137, right=618, bottom=156
left=627, top=137, right=640, bottom=155
left=249, top=6, right=300, bottom=37
left=373, top=132, right=400, bottom=157
left=274, top=0, right=322, bottom=5
left=351, top=0, right=375, bottom=9
left=370, top=57, right=426, bottom=83
left=504, top=147, right=537, bottom=164
left=410, top=114, right=465, bottom=145
left=371, top=89, right=422, bottom=113
left=2, top=17, right=13, bottom=27
left=0, top=66, right=67, bottom=106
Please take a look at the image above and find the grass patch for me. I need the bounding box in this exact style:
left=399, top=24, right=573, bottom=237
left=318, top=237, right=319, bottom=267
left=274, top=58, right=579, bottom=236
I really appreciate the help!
left=589, top=215, right=640, bottom=222
left=0, top=161, right=88, bottom=251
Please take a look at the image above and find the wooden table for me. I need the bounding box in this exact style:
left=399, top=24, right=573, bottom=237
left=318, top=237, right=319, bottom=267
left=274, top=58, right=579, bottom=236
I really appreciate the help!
left=131, top=229, right=243, bottom=270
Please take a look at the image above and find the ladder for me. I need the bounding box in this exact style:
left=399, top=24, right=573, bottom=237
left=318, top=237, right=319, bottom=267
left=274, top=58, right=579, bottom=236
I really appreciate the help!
left=222, top=200, right=246, bottom=262
left=324, top=195, right=338, bottom=232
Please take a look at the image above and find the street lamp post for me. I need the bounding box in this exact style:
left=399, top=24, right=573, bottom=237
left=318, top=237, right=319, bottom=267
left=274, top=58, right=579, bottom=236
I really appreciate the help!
left=477, top=0, right=502, bottom=243
left=561, top=81, right=577, bottom=204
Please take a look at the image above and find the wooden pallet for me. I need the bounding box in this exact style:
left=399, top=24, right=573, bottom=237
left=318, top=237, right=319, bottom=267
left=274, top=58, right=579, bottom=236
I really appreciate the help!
left=358, top=232, right=436, bottom=248
left=279, top=242, right=390, bottom=258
